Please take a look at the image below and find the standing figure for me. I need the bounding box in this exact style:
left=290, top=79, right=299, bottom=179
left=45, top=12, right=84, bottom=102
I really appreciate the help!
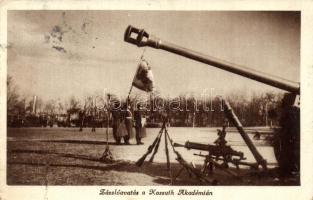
left=117, top=104, right=132, bottom=144
left=112, top=103, right=129, bottom=145
left=134, top=104, right=145, bottom=145
left=78, top=109, right=85, bottom=131
left=121, top=104, right=132, bottom=144
left=111, top=109, right=121, bottom=144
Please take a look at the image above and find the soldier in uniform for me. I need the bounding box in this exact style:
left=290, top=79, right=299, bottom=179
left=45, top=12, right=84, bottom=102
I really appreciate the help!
left=111, top=101, right=129, bottom=144
left=111, top=107, right=121, bottom=144
left=124, top=104, right=133, bottom=144
left=134, top=104, right=144, bottom=145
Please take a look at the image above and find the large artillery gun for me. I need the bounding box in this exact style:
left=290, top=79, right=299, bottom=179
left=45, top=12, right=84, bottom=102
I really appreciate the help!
left=124, top=25, right=300, bottom=176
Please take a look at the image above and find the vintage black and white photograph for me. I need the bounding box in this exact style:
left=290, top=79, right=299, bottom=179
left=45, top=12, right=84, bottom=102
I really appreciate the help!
left=5, top=10, right=301, bottom=187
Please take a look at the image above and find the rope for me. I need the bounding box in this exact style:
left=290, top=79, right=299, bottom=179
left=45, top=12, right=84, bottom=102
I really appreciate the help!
left=140, top=47, right=146, bottom=60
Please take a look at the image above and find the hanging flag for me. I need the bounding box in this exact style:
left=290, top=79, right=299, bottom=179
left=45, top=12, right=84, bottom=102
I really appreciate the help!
left=132, top=60, right=154, bottom=92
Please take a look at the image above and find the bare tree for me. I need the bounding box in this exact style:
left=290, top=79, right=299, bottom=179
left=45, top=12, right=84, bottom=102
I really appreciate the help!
left=44, top=99, right=57, bottom=114
left=67, top=96, right=81, bottom=113
left=7, top=76, right=20, bottom=114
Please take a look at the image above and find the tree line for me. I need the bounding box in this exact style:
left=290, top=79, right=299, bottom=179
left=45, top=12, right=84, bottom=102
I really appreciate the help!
left=7, top=76, right=284, bottom=127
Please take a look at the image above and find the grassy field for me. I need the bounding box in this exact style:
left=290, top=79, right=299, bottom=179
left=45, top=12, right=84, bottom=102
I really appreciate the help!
left=7, top=127, right=299, bottom=185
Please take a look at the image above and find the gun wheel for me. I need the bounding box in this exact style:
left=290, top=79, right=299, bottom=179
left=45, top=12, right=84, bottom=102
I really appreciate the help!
left=273, top=105, right=300, bottom=177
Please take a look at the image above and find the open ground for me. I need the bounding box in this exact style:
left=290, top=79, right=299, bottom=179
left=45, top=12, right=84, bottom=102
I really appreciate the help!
left=7, top=127, right=299, bottom=185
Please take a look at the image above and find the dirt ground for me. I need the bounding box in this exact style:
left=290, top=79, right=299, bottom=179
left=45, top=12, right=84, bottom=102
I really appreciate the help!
left=7, top=127, right=299, bottom=186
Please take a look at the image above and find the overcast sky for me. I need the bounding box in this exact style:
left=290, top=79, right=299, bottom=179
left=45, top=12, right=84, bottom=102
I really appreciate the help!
left=8, top=11, right=300, bottom=102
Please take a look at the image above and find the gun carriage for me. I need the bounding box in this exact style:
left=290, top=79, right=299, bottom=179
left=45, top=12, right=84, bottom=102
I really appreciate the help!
left=124, top=25, right=300, bottom=176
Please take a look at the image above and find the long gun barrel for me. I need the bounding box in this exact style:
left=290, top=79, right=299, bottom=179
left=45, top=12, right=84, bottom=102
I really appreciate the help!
left=124, top=25, right=300, bottom=94
left=173, top=141, right=244, bottom=159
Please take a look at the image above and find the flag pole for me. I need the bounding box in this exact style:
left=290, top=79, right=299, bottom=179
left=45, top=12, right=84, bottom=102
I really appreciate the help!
left=126, top=85, right=133, bottom=105
left=127, top=47, right=146, bottom=105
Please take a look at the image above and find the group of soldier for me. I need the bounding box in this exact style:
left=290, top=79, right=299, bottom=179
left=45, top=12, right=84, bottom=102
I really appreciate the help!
left=111, top=104, right=146, bottom=145
left=78, top=101, right=146, bottom=145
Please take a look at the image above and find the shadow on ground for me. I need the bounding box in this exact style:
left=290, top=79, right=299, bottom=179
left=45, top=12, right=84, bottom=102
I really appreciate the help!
left=7, top=147, right=299, bottom=186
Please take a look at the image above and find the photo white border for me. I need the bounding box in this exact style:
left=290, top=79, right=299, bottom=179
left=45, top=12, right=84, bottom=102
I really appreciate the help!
left=1, top=1, right=312, bottom=200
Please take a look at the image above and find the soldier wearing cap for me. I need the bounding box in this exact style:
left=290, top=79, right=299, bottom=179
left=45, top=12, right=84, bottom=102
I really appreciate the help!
left=111, top=101, right=122, bottom=144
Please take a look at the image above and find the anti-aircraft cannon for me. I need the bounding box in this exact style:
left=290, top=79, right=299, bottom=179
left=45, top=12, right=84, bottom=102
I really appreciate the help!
left=124, top=25, right=300, bottom=176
